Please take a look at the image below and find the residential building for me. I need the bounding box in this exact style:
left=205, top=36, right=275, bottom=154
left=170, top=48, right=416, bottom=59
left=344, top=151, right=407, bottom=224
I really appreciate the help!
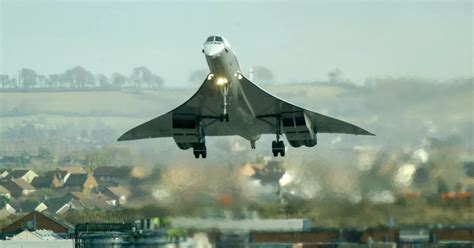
left=0, top=185, right=11, bottom=199
left=0, top=169, right=10, bottom=178
left=2, top=211, right=74, bottom=238
left=66, top=191, right=115, bottom=209
left=94, top=166, right=132, bottom=186
left=31, top=175, right=62, bottom=189
left=63, top=174, right=98, bottom=194
left=1, top=179, right=35, bottom=198
left=7, top=169, right=38, bottom=183
left=44, top=196, right=84, bottom=214
left=1, top=203, right=17, bottom=215
left=44, top=170, right=70, bottom=184
left=102, top=186, right=130, bottom=205
left=10, top=229, right=64, bottom=241
left=12, top=200, right=48, bottom=213
left=61, top=166, right=87, bottom=174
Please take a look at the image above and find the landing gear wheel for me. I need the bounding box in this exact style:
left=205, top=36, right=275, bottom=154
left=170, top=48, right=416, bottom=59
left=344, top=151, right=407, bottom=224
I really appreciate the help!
left=193, top=143, right=207, bottom=159
left=272, top=140, right=285, bottom=157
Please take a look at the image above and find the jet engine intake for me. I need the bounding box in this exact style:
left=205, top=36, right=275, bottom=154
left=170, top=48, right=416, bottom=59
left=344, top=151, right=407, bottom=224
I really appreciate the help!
left=172, top=114, right=200, bottom=150
left=282, top=112, right=317, bottom=147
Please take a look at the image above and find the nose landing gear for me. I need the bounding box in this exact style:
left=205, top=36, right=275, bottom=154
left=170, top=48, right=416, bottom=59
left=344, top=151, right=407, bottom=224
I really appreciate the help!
left=216, top=77, right=231, bottom=122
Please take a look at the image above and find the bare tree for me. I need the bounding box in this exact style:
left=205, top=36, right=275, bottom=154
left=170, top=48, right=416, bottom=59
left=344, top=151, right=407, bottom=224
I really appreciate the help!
left=63, top=66, right=96, bottom=88
left=97, top=74, right=110, bottom=88
left=48, top=74, right=61, bottom=88
left=130, top=66, right=163, bottom=88
left=111, top=72, right=128, bottom=88
left=19, top=68, right=38, bottom=89
left=0, top=74, right=9, bottom=89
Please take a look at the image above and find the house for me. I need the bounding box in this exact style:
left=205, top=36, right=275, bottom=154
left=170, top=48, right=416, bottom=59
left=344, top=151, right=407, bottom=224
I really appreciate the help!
left=94, top=166, right=132, bottom=186
left=31, top=174, right=62, bottom=189
left=7, top=169, right=38, bottom=183
left=0, top=169, right=10, bottom=178
left=44, top=167, right=86, bottom=185
left=63, top=174, right=98, bottom=194
left=1, top=179, right=35, bottom=198
left=44, top=196, right=82, bottom=214
left=61, top=166, right=86, bottom=174
left=102, top=186, right=130, bottom=205
left=1, top=203, right=17, bottom=215
left=44, top=170, right=70, bottom=184
left=11, top=229, right=64, bottom=241
left=66, top=191, right=115, bottom=209
left=44, top=195, right=85, bottom=214
left=12, top=200, right=48, bottom=213
left=0, top=185, right=11, bottom=199
left=2, top=211, right=74, bottom=238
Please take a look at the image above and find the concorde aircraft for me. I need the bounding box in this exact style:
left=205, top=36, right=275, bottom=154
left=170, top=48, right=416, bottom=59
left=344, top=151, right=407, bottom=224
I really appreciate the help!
left=118, top=35, right=374, bottom=158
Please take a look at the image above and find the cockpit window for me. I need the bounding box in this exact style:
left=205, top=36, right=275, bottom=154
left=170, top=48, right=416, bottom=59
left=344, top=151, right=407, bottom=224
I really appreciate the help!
left=206, top=36, right=214, bottom=42
left=215, top=36, right=223, bottom=42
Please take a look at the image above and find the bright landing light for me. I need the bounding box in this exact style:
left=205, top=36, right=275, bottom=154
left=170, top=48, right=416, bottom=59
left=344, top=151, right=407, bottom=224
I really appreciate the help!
left=216, top=77, right=228, bottom=85
left=234, top=73, right=243, bottom=80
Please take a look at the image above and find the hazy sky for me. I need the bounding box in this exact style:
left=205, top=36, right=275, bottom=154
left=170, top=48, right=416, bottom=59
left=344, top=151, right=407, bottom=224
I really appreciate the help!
left=1, top=0, right=472, bottom=85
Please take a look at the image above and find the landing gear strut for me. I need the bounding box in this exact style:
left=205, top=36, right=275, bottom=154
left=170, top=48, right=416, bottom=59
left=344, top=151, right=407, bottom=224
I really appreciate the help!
left=272, top=140, right=285, bottom=157
left=272, top=117, right=285, bottom=157
left=218, top=79, right=230, bottom=122
left=193, top=117, right=207, bottom=159
left=219, top=113, right=229, bottom=122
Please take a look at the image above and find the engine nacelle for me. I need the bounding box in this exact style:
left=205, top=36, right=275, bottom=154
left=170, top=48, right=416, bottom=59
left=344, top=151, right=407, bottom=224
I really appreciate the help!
left=282, top=112, right=317, bottom=147
left=172, top=114, right=200, bottom=150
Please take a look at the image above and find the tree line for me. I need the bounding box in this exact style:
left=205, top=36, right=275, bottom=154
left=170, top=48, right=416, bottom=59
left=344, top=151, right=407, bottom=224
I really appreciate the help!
left=0, top=66, right=164, bottom=90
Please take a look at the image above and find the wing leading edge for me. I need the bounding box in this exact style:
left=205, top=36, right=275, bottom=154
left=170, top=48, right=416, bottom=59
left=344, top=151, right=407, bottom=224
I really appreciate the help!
left=238, top=75, right=374, bottom=136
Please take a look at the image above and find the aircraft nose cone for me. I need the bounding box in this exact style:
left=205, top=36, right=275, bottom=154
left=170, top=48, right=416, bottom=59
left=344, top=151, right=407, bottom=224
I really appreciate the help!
left=204, top=43, right=225, bottom=57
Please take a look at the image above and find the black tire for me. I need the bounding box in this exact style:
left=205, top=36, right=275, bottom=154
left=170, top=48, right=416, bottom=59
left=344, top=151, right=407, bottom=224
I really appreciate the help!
left=278, top=141, right=284, bottom=149
left=193, top=152, right=199, bottom=158
left=219, top=115, right=224, bottom=122
left=280, top=149, right=286, bottom=157
left=272, top=150, right=278, bottom=157
left=289, top=140, right=301, bottom=148
left=225, top=114, right=230, bottom=122
left=202, top=151, right=207, bottom=159
left=272, top=141, right=277, bottom=149
left=304, top=139, right=317, bottom=147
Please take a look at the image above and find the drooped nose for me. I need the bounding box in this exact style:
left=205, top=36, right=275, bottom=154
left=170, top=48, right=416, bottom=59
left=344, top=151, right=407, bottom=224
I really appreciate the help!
left=203, top=43, right=225, bottom=57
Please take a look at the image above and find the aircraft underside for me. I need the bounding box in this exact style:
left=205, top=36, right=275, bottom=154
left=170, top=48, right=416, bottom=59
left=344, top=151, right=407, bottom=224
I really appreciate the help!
left=117, top=35, right=374, bottom=159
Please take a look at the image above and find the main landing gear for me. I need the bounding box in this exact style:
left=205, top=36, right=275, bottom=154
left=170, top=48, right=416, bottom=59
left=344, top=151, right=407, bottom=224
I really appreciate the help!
left=272, top=139, right=285, bottom=157
left=193, top=118, right=207, bottom=159
left=193, top=142, right=207, bottom=158
left=272, top=117, right=285, bottom=157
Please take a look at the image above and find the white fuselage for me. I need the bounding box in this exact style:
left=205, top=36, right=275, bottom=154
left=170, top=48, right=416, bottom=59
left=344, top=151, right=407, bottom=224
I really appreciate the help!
left=202, top=36, right=260, bottom=141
